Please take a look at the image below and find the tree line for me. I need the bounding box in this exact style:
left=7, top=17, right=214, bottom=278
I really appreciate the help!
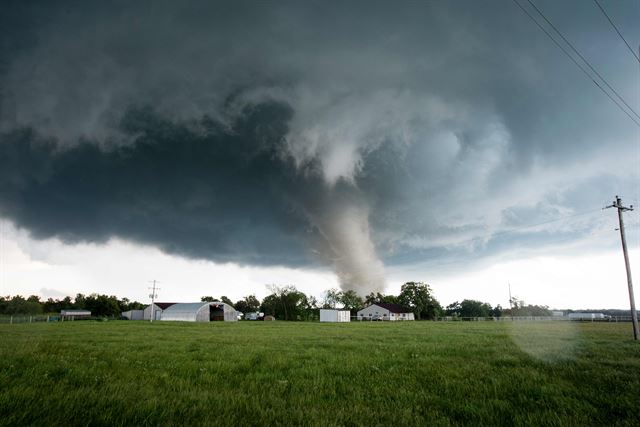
left=202, top=283, right=551, bottom=320
left=0, top=294, right=145, bottom=317
left=1, top=282, right=552, bottom=320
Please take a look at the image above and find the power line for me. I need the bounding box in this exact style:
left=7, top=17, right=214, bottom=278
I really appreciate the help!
left=525, top=0, right=640, bottom=122
left=511, top=0, right=640, bottom=128
left=427, top=207, right=606, bottom=251
left=592, top=0, right=640, bottom=64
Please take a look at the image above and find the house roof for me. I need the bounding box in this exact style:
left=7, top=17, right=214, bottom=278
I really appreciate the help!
left=372, top=303, right=413, bottom=314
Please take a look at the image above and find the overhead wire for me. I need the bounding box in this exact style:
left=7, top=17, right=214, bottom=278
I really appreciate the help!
left=592, top=0, right=640, bottom=64
left=423, top=207, right=607, bottom=252
left=405, top=209, right=620, bottom=270
left=525, top=0, right=640, bottom=122
left=510, top=0, right=640, bottom=128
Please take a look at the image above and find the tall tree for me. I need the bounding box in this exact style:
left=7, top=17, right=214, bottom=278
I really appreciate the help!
left=340, top=290, right=364, bottom=315
left=492, top=304, right=503, bottom=318
left=262, top=285, right=308, bottom=320
left=459, top=299, right=492, bottom=318
left=235, top=294, right=261, bottom=314
left=445, top=301, right=461, bottom=317
left=74, top=293, right=86, bottom=309
left=398, top=282, right=442, bottom=320
left=322, top=288, right=343, bottom=309
left=220, top=296, right=234, bottom=306
left=83, top=294, right=120, bottom=317
left=364, top=292, right=398, bottom=306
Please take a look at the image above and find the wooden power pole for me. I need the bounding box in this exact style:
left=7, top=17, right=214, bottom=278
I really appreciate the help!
left=605, top=196, right=638, bottom=340
left=148, top=280, right=160, bottom=323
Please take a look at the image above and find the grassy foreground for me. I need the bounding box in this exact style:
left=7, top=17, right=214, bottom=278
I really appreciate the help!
left=0, top=321, right=638, bottom=426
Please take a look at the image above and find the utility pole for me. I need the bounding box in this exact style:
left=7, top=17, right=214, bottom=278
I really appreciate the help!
left=605, top=196, right=638, bottom=340
left=148, top=280, right=160, bottom=323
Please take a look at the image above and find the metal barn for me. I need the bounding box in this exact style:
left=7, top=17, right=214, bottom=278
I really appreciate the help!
left=144, top=303, right=177, bottom=320
left=160, top=302, right=238, bottom=322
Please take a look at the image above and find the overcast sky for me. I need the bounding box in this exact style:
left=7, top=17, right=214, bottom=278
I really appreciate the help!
left=1, top=0, right=638, bottom=309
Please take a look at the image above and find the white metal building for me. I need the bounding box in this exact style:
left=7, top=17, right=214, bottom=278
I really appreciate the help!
left=357, top=303, right=415, bottom=321
left=320, top=309, right=351, bottom=322
left=121, top=309, right=144, bottom=320
left=160, top=302, right=238, bottom=322
left=144, top=303, right=177, bottom=320
left=568, top=312, right=606, bottom=321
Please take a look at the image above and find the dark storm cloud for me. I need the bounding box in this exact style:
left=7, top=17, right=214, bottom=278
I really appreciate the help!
left=0, top=102, right=317, bottom=265
left=1, top=0, right=638, bottom=291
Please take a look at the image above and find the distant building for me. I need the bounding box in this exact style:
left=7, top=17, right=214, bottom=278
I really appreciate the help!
left=244, top=312, right=264, bottom=321
left=121, top=302, right=238, bottom=322
left=60, top=309, right=91, bottom=321
left=568, top=312, right=607, bottom=321
left=357, top=303, right=415, bottom=321
left=320, top=309, right=351, bottom=322
left=551, top=311, right=565, bottom=317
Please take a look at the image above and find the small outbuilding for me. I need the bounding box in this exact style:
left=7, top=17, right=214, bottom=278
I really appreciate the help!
left=160, top=302, right=238, bottom=322
left=568, top=312, right=606, bottom=321
left=357, top=303, right=415, bottom=321
left=60, top=309, right=91, bottom=321
left=320, top=309, right=351, bottom=322
left=245, top=312, right=264, bottom=320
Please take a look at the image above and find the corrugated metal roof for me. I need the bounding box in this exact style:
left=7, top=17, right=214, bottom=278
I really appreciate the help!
left=161, top=302, right=207, bottom=313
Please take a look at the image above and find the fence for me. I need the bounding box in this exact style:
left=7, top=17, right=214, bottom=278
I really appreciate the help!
left=436, top=316, right=637, bottom=322
left=0, top=315, right=58, bottom=324
left=0, top=315, right=118, bottom=324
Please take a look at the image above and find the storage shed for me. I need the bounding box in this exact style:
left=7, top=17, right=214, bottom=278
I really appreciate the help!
left=357, top=303, right=415, bottom=321
left=568, top=312, right=606, bottom=321
left=160, top=302, right=238, bottom=322
left=320, top=309, right=351, bottom=322
left=60, top=309, right=91, bottom=321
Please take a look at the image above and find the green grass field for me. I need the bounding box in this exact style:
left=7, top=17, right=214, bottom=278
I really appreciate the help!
left=0, top=321, right=638, bottom=426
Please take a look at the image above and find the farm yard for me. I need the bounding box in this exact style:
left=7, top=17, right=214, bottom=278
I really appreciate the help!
left=0, top=321, right=638, bottom=426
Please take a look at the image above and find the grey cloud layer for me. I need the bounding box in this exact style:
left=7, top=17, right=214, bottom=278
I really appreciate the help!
left=1, top=0, right=638, bottom=291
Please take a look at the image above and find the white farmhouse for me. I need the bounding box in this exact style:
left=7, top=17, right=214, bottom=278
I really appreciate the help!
left=357, top=303, right=415, bottom=321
